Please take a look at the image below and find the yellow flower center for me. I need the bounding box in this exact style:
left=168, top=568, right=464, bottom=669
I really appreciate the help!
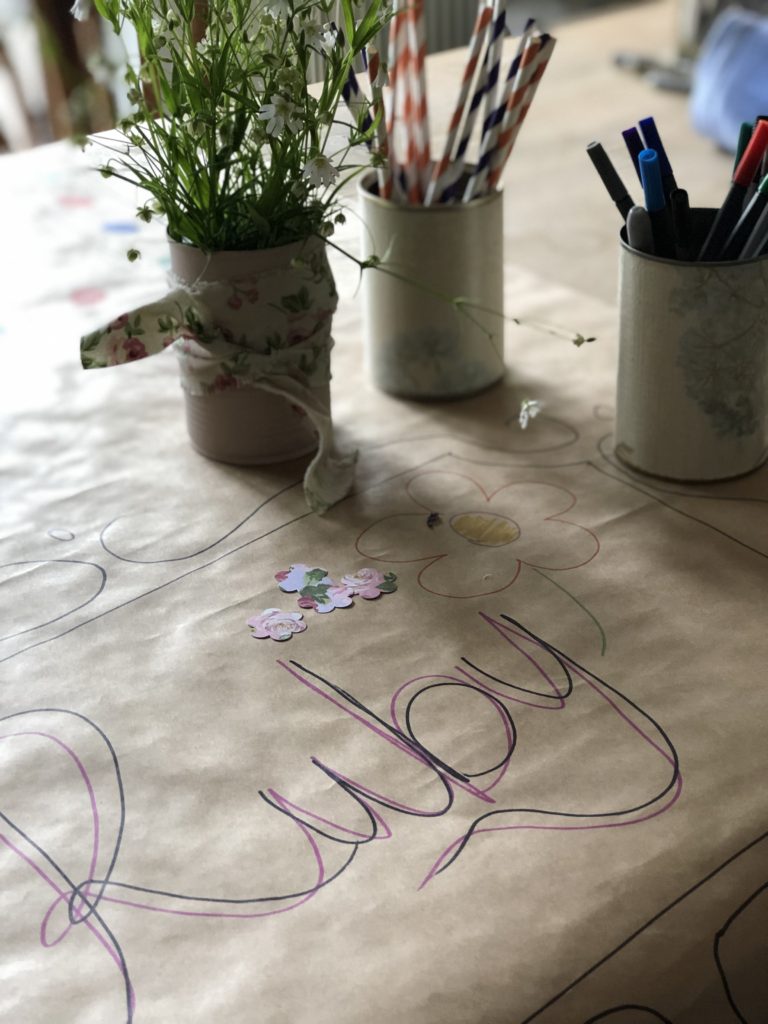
left=449, top=511, right=520, bottom=547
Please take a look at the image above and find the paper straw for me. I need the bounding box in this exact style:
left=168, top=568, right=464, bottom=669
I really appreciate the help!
left=463, top=17, right=537, bottom=201
left=342, top=67, right=373, bottom=137
left=487, top=34, right=556, bottom=191
left=435, top=16, right=497, bottom=202
left=367, top=46, right=393, bottom=200
left=334, top=23, right=374, bottom=148
left=384, top=7, right=400, bottom=198
left=389, top=0, right=420, bottom=202
left=407, top=0, right=430, bottom=192
left=480, top=0, right=507, bottom=141
left=383, top=83, right=407, bottom=202
left=424, top=0, right=493, bottom=206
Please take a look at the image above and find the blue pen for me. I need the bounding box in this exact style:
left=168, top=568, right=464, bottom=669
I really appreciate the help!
left=639, top=148, right=675, bottom=258
left=622, top=127, right=644, bottom=182
left=639, top=116, right=677, bottom=197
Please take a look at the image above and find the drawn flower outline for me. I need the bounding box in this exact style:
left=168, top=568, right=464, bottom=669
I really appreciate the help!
left=355, top=472, right=599, bottom=598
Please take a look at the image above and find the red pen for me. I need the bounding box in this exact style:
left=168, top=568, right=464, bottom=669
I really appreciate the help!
left=698, top=119, right=768, bottom=260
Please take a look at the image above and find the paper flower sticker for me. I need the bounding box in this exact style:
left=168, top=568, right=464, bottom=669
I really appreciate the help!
left=340, top=567, right=398, bottom=600
left=275, top=564, right=353, bottom=614
left=247, top=608, right=307, bottom=642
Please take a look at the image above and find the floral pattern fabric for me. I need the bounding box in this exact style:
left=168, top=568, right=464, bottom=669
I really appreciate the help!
left=80, top=240, right=354, bottom=513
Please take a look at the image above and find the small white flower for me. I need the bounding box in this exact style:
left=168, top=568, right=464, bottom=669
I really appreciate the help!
left=258, top=94, right=301, bottom=137
left=302, top=154, right=338, bottom=188
left=181, top=112, right=206, bottom=138
left=319, top=23, right=340, bottom=54
left=70, top=0, right=91, bottom=20
left=86, top=52, right=113, bottom=86
left=266, top=0, right=292, bottom=19
left=296, top=15, right=324, bottom=47
left=518, top=399, right=543, bottom=430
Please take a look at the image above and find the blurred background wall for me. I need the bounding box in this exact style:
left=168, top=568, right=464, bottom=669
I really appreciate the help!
left=0, top=0, right=766, bottom=153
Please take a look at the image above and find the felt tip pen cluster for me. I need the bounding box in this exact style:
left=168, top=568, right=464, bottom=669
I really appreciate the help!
left=587, top=115, right=768, bottom=262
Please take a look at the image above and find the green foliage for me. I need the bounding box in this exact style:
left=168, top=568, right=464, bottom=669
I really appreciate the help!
left=91, top=0, right=391, bottom=252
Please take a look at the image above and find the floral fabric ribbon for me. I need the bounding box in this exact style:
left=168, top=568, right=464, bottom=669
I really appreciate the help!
left=80, top=246, right=356, bottom=513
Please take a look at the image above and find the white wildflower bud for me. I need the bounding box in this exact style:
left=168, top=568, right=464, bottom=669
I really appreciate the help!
left=518, top=399, right=543, bottom=430
left=70, top=0, right=91, bottom=21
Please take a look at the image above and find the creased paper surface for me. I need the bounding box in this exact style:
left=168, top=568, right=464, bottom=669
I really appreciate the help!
left=1, top=143, right=767, bottom=1024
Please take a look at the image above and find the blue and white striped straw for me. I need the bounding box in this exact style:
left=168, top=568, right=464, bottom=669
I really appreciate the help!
left=464, top=18, right=536, bottom=201
left=480, top=0, right=507, bottom=137
left=437, top=24, right=495, bottom=202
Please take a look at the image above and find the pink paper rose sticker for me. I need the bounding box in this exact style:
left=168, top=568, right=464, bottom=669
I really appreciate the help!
left=275, top=564, right=353, bottom=614
left=340, top=567, right=398, bottom=600
left=247, top=608, right=307, bottom=642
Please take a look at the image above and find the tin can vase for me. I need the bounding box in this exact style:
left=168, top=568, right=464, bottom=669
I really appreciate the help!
left=358, top=173, right=505, bottom=399
left=615, top=209, right=768, bottom=481
left=169, top=236, right=336, bottom=465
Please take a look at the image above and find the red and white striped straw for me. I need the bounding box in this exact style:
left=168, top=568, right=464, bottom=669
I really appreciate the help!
left=382, top=84, right=406, bottom=202
left=389, top=0, right=421, bottom=203
left=368, top=46, right=393, bottom=200
left=464, top=20, right=539, bottom=201
left=424, top=0, right=493, bottom=205
left=487, top=34, right=556, bottom=191
left=407, top=0, right=430, bottom=193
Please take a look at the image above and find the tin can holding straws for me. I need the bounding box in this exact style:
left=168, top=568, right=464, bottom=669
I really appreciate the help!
left=358, top=169, right=505, bottom=399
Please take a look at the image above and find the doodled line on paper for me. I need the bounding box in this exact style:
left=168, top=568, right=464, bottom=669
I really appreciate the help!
left=1, top=614, right=680, bottom=1023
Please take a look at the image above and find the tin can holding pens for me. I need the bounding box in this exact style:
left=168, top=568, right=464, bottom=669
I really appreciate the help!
left=358, top=170, right=505, bottom=400
left=615, top=208, right=768, bottom=481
